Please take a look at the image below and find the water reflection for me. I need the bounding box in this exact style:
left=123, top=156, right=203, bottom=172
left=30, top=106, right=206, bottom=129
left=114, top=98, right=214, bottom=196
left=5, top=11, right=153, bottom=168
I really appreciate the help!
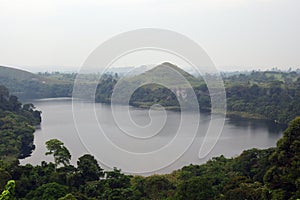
left=226, top=116, right=286, bottom=134
left=20, top=98, right=284, bottom=175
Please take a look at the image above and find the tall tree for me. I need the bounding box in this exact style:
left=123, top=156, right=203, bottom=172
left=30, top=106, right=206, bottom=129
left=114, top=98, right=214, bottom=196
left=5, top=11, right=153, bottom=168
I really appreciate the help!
left=77, top=154, right=103, bottom=182
left=264, top=117, right=300, bottom=199
left=45, top=139, right=71, bottom=167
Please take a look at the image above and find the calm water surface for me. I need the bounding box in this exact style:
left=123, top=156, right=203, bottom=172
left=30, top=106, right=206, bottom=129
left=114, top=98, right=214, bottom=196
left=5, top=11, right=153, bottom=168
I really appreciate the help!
left=20, top=98, right=285, bottom=175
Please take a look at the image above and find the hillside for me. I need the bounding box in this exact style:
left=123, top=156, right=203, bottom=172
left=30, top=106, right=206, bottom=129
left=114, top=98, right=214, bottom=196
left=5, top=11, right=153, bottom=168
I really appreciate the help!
left=0, top=66, right=49, bottom=83
left=126, top=62, right=202, bottom=88
left=0, top=66, right=72, bottom=99
left=95, top=62, right=210, bottom=111
left=224, top=71, right=300, bottom=123
left=96, top=63, right=300, bottom=124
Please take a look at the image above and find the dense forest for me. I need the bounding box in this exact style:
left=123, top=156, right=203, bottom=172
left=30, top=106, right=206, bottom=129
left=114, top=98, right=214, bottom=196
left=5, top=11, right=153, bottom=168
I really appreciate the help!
left=0, top=85, right=41, bottom=164
left=0, top=90, right=299, bottom=199
left=224, top=71, right=300, bottom=124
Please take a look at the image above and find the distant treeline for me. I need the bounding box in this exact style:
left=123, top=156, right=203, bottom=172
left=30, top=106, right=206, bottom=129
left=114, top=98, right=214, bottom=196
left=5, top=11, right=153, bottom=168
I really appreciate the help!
left=2, top=65, right=300, bottom=124
left=96, top=70, right=300, bottom=124
left=0, top=75, right=73, bottom=99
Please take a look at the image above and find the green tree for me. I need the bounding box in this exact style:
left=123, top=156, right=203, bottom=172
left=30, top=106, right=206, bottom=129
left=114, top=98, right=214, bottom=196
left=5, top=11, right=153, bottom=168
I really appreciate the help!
left=101, top=168, right=133, bottom=199
left=176, top=177, right=214, bottom=200
left=25, top=182, right=68, bottom=200
left=143, top=175, right=175, bottom=199
left=77, top=154, right=103, bottom=182
left=45, top=139, right=71, bottom=167
left=264, top=117, right=300, bottom=199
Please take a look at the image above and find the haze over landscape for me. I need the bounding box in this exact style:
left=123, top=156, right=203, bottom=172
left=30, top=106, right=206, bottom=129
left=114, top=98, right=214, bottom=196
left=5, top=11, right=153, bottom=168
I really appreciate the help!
left=1, top=0, right=300, bottom=72
left=0, top=1, right=300, bottom=199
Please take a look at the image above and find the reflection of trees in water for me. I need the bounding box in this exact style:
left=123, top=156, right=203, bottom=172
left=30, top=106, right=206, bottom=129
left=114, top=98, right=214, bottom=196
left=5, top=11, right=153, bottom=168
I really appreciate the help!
left=226, top=117, right=286, bottom=134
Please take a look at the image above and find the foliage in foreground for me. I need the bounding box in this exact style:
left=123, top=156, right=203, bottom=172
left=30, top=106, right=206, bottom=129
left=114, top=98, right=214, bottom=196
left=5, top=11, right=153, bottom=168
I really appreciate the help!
left=0, top=117, right=299, bottom=199
left=0, top=83, right=299, bottom=199
left=0, top=85, right=41, bottom=162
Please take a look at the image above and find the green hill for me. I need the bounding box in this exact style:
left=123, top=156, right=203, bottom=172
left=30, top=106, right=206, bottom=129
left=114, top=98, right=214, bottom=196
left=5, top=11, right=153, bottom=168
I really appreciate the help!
left=0, top=66, right=72, bottom=99
left=96, top=62, right=210, bottom=111
left=0, top=66, right=49, bottom=83
left=123, top=62, right=202, bottom=88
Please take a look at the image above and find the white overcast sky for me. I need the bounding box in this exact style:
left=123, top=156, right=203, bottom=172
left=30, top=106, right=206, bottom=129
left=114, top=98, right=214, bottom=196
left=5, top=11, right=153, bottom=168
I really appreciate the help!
left=0, top=0, right=299, bottom=72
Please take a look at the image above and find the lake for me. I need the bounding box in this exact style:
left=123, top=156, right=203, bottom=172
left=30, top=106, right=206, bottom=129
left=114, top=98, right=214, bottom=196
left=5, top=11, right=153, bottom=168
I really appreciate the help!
left=20, top=98, right=285, bottom=175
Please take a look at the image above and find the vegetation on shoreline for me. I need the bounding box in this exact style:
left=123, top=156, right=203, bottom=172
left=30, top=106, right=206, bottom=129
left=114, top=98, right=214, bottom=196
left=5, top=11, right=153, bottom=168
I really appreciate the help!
left=0, top=84, right=299, bottom=199
left=96, top=63, right=300, bottom=124
left=0, top=85, right=41, bottom=163
left=0, top=117, right=299, bottom=199
left=1, top=64, right=300, bottom=124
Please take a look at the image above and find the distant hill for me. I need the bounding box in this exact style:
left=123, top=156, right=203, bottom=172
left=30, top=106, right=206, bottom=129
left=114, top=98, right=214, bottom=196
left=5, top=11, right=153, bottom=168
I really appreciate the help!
left=124, top=62, right=202, bottom=88
left=106, top=65, right=155, bottom=77
left=96, top=62, right=210, bottom=111
left=95, top=62, right=300, bottom=124
left=0, top=66, right=48, bottom=82
left=0, top=66, right=72, bottom=99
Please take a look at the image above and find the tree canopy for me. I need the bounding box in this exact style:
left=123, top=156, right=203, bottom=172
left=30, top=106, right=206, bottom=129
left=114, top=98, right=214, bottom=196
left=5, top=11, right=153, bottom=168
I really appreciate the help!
left=45, top=139, right=71, bottom=167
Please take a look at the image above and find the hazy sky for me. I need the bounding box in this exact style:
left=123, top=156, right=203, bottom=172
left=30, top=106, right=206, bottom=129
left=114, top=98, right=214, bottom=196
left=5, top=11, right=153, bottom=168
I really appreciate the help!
left=0, top=0, right=299, bottom=72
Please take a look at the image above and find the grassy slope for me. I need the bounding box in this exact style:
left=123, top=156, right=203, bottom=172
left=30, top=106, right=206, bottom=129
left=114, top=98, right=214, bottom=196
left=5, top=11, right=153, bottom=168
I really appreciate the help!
left=123, top=62, right=203, bottom=88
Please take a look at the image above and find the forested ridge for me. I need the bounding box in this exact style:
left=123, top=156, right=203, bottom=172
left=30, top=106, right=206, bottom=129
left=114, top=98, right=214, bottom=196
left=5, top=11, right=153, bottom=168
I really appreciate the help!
left=0, top=85, right=299, bottom=199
